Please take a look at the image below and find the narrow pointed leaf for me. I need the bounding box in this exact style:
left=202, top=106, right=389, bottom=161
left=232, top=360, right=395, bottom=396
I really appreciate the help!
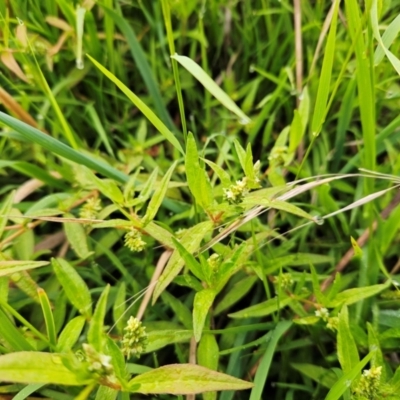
left=172, top=54, right=251, bottom=124
left=193, top=289, right=216, bottom=342
left=0, top=352, right=92, bottom=385
left=129, top=364, right=253, bottom=394
left=87, top=55, right=184, bottom=155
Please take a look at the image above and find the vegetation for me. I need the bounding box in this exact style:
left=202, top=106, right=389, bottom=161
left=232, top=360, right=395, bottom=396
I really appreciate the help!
left=0, top=0, right=400, bottom=399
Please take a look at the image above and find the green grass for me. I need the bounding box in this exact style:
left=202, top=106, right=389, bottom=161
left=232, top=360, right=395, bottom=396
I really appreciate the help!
left=1, top=1, right=400, bottom=399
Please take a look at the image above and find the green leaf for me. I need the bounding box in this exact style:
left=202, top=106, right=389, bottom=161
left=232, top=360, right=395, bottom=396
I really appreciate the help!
left=185, top=132, right=213, bottom=211
left=0, top=261, right=49, bottom=277
left=38, top=288, right=57, bottom=348
left=13, top=229, right=34, bottom=261
left=0, top=161, right=67, bottom=190
left=0, top=352, right=92, bottom=385
left=197, top=333, right=219, bottom=371
left=229, top=295, right=295, bottom=319
left=289, top=86, right=309, bottom=152
left=250, top=321, right=292, bottom=399
left=203, top=159, right=232, bottom=188
left=311, top=0, right=340, bottom=136
left=265, top=199, right=316, bottom=221
left=233, top=139, right=248, bottom=174
left=57, top=316, right=86, bottom=353
left=214, top=275, right=257, bottom=316
left=371, top=2, right=400, bottom=75
left=0, top=112, right=128, bottom=183
left=0, top=308, right=34, bottom=351
left=63, top=213, right=92, bottom=259
left=262, top=253, right=333, bottom=275
left=193, top=289, right=216, bottom=342
left=197, top=333, right=219, bottom=400
left=113, top=282, right=126, bottom=334
left=52, top=258, right=92, bottom=318
left=88, top=284, right=110, bottom=352
left=0, top=190, right=14, bottom=241
left=325, top=281, right=391, bottom=308
left=337, top=306, right=359, bottom=374
left=161, top=291, right=193, bottom=330
left=325, top=352, right=373, bottom=400
left=101, top=6, right=175, bottom=131
left=143, top=161, right=177, bottom=224
left=95, top=386, right=118, bottom=400
left=367, top=323, right=386, bottom=382
left=87, top=55, right=184, bottom=155
left=310, top=264, right=326, bottom=305
left=129, top=364, right=253, bottom=394
left=293, top=316, right=321, bottom=325
left=171, top=54, right=251, bottom=124
left=105, top=336, right=127, bottom=384
left=143, top=221, right=175, bottom=248
left=12, top=383, right=45, bottom=400
left=145, top=330, right=192, bottom=353
left=132, top=167, right=158, bottom=210
left=291, top=363, right=337, bottom=388
left=172, top=237, right=205, bottom=282
left=153, top=221, right=214, bottom=302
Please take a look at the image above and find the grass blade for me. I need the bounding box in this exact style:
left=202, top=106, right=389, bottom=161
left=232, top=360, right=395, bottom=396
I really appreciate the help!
left=325, top=352, right=373, bottom=400
left=37, top=288, right=57, bottom=348
left=87, top=54, right=184, bottom=155
left=0, top=112, right=129, bottom=183
left=310, top=0, right=340, bottom=136
left=100, top=6, right=176, bottom=132
left=249, top=321, right=292, bottom=399
left=171, top=54, right=251, bottom=124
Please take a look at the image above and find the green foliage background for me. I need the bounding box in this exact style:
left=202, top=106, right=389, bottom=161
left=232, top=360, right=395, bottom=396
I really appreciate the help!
left=1, top=0, right=400, bottom=399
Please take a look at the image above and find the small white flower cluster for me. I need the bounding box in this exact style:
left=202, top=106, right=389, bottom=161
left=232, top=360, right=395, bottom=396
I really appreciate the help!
left=121, top=316, right=148, bottom=359
left=223, top=178, right=249, bottom=204
left=82, top=343, right=114, bottom=377
left=315, top=307, right=329, bottom=321
left=274, top=273, right=294, bottom=289
left=314, top=308, right=339, bottom=331
left=353, top=366, right=382, bottom=399
left=80, top=197, right=102, bottom=220
left=207, top=253, right=221, bottom=271
left=124, top=228, right=146, bottom=252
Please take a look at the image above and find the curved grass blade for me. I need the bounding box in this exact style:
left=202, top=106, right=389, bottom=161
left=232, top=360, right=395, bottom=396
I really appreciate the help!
left=0, top=112, right=128, bottom=183
left=249, top=321, right=292, bottom=399
left=171, top=54, right=251, bottom=124
left=101, top=5, right=176, bottom=132
left=87, top=55, right=184, bottom=155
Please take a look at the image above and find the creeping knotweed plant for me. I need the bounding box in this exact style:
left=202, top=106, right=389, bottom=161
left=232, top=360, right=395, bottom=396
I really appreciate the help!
left=326, top=316, right=339, bottom=331
left=124, top=228, right=146, bottom=252
left=352, top=366, right=382, bottom=399
left=207, top=253, right=222, bottom=272
left=315, top=307, right=330, bottom=322
left=80, top=343, right=118, bottom=386
left=79, top=197, right=102, bottom=220
left=273, top=273, right=294, bottom=289
left=223, top=178, right=249, bottom=204
left=121, top=316, right=148, bottom=358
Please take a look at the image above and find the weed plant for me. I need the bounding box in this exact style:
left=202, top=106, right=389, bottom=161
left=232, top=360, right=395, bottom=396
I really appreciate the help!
left=1, top=1, right=400, bottom=399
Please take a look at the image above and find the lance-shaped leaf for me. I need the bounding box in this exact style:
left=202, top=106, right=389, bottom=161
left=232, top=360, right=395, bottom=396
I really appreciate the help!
left=153, top=221, right=213, bottom=302
left=185, top=133, right=213, bottom=211
left=193, top=289, right=216, bottom=342
left=172, top=54, right=251, bottom=124
left=129, top=364, right=253, bottom=394
left=325, top=281, right=391, bottom=308
left=0, top=260, right=49, bottom=277
left=87, top=55, right=184, bottom=155
left=0, top=352, right=92, bottom=385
